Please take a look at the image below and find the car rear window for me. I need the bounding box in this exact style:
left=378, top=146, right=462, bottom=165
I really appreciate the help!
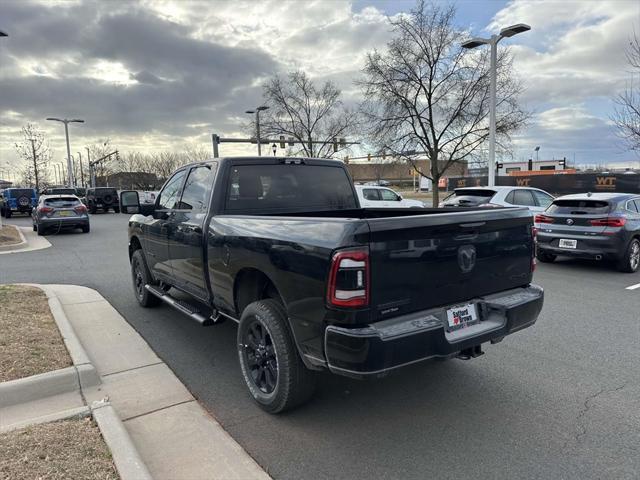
left=547, top=199, right=611, bottom=214
left=49, top=188, right=76, bottom=195
left=226, top=164, right=357, bottom=213
left=44, top=197, right=80, bottom=207
left=8, top=189, right=34, bottom=198
left=444, top=189, right=496, bottom=205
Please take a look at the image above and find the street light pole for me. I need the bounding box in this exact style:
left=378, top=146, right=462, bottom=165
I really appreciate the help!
left=46, top=117, right=84, bottom=188
left=77, top=152, right=84, bottom=188
left=245, top=106, right=269, bottom=156
left=462, top=23, right=530, bottom=187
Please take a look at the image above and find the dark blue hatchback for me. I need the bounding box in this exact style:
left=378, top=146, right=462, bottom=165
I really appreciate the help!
left=0, top=188, right=38, bottom=218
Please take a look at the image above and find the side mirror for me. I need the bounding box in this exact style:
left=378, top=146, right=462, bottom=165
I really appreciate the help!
left=120, top=191, right=141, bottom=214
left=397, top=195, right=403, bottom=201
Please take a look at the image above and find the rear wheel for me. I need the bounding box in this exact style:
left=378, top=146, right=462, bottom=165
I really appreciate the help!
left=89, top=205, right=97, bottom=214
left=114, top=206, right=120, bottom=213
left=237, top=299, right=316, bottom=413
left=131, top=249, right=160, bottom=307
left=5, top=209, right=11, bottom=219
left=81, top=224, right=90, bottom=233
left=36, top=224, right=45, bottom=236
left=617, top=238, right=640, bottom=273
left=536, top=251, right=556, bottom=263
left=32, top=223, right=37, bottom=231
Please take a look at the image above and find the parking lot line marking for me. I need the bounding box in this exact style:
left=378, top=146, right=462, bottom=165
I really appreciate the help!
left=625, top=283, right=640, bottom=290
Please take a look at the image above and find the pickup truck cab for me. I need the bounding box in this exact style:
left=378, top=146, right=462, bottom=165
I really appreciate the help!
left=123, top=157, right=543, bottom=413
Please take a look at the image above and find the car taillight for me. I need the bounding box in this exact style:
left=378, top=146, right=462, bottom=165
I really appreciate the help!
left=39, top=206, right=54, bottom=214
left=327, top=247, right=369, bottom=308
left=589, top=217, right=626, bottom=227
left=534, top=214, right=554, bottom=224
left=74, top=205, right=87, bottom=214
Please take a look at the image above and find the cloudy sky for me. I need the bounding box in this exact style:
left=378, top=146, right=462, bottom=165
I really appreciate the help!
left=1, top=0, right=639, bottom=178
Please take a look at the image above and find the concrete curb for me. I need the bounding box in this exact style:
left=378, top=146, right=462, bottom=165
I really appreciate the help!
left=0, top=226, right=51, bottom=255
left=0, top=366, right=80, bottom=408
left=0, top=224, right=27, bottom=251
left=91, top=400, right=153, bottom=480
left=1, top=405, right=91, bottom=434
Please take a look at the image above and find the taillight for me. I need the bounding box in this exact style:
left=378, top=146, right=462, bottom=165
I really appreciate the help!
left=531, top=226, right=537, bottom=272
left=589, top=217, right=626, bottom=227
left=74, top=205, right=87, bottom=214
left=327, top=247, right=369, bottom=308
left=534, top=214, right=554, bottom=224
left=39, top=206, right=54, bottom=214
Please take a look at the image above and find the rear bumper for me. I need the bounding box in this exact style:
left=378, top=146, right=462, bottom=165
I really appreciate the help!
left=39, top=217, right=89, bottom=228
left=537, top=232, right=624, bottom=260
left=324, top=285, right=543, bottom=377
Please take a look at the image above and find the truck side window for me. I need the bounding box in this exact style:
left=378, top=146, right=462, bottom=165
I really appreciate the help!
left=363, top=189, right=381, bottom=201
left=177, top=165, right=216, bottom=212
left=158, top=170, right=186, bottom=210
left=380, top=189, right=400, bottom=201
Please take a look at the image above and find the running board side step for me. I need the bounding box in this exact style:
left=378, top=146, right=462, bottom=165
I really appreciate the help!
left=145, top=284, right=221, bottom=326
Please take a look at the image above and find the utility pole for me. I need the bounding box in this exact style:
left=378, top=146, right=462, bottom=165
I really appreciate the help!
left=46, top=117, right=84, bottom=187
left=29, top=138, right=40, bottom=191
left=77, top=151, right=84, bottom=188
left=245, top=106, right=269, bottom=156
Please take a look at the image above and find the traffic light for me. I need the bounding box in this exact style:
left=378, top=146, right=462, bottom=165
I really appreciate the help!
left=367, top=153, right=371, bottom=161
left=288, top=137, right=294, bottom=147
left=279, top=136, right=285, bottom=149
left=339, top=138, right=346, bottom=148
left=115, top=150, right=120, bottom=162
left=333, top=138, right=338, bottom=153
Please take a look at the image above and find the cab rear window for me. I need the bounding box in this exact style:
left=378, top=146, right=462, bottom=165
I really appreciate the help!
left=547, top=200, right=610, bottom=214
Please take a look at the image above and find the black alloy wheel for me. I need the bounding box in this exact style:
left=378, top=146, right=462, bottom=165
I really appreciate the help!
left=618, top=238, right=640, bottom=273
left=130, top=249, right=160, bottom=307
left=242, top=320, right=278, bottom=394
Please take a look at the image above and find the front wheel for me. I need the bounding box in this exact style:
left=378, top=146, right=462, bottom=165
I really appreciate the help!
left=5, top=209, right=11, bottom=219
left=131, top=249, right=161, bottom=307
left=81, top=224, right=90, bottom=233
left=237, top=299, right=316, bottom=413
left=617, top=238, right=640, bottom=273
left=114, top=206, right=120, bottom=213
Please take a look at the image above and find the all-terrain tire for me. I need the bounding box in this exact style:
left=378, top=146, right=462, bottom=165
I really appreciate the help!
left=131, top=249, right=161, bottom=307
left=237, top=299, right=316, bottom=413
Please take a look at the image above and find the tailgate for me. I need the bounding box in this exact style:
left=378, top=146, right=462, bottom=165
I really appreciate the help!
left=366, top=208, right=534, bottom=321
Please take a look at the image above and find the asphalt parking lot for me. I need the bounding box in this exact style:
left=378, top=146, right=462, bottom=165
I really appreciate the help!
left=2, top=213, right=639, bottom=480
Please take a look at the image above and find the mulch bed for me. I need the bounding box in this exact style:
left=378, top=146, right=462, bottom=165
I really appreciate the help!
left=0, top=418, right=119, bottom=479
left=0, top=225, right=22, bottom=246
left=0, top=285, right=71, bottom=382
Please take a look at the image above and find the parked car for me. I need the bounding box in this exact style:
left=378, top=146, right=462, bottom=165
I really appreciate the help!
left=121, top=157, right=543, bottom=413
left=440, top=186, right=554, bottom=213
left=356, top=185, right=425, bottom=208
left=32, top=194, right=90, bottom=235
left=0, top=188, right=38, bottom=218
left=86, top=187, right=120, bottom=213
left=535, top=193, right=640, bottom=272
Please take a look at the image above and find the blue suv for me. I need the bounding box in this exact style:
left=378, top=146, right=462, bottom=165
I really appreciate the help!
left=0, top=188, right=38, bottom=218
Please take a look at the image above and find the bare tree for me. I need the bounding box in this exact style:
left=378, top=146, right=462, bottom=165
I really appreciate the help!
left=612, top=31, right=640, bottom=152
left=359, top=1, right=528, bottom=205
left=258, top=71, right=356, bottom=158
left=14, top=123, right=52, bottom=191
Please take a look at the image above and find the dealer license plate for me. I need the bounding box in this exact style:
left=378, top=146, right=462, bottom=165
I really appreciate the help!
left=559, top=239, right=577, bottom=249
left=446, top=304, right=479, bottom=330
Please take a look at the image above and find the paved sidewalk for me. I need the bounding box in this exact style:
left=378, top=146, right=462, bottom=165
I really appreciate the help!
left=47, top=284, right=269, bottom=480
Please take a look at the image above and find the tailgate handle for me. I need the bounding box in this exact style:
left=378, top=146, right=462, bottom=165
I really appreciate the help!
left=460, top=222, right=486, bottom=228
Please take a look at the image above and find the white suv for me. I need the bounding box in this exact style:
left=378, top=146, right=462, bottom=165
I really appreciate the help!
left=355, top=185, right=425, bottom=208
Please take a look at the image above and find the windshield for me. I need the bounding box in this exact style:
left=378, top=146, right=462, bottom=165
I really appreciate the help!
left=226, top=164, right=357, bottom=213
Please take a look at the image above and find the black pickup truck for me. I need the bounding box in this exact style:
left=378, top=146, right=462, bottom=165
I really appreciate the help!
left=122, top=157, right=543, bottom=413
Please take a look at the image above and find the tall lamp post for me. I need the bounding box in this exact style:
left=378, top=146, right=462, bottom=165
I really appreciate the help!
left=462, top=23, right=530, bottom=187
left=245, top=106, right=269, bottom=156
left=77, top=151, right=84, bottom=188
left=46, top=117, right=84, bottom=187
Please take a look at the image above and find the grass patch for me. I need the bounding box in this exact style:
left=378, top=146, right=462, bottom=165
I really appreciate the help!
left=0, top=225, right=22, bottom=246
left=0, top=285, right=72, bottom=382
left=0, top=418, right=119, bottom=479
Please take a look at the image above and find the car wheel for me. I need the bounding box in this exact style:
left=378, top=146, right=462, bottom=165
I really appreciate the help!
left=617, top=238, right=640, bottom=273
left=36, top=224, right=45, bottom=236
left=5, top=209, right=11, bottom=219
left=536, top=251, right=556, bottom=263
left=131, top=249, right=161, bottom=307
left=237, top=299, right=316, bottom=413
left=82, top=225, right=90, bottom=233
left=90, top=205, right=97, bottom=214
left=114, top=206, right=120, bottom=213
left=32, top=223, right=37, bottom=231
